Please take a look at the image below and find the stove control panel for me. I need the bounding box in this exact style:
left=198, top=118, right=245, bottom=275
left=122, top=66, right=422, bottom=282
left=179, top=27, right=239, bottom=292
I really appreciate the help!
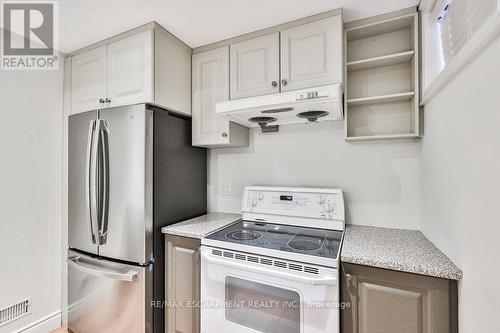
left=242, top=186, right=345, bottom=224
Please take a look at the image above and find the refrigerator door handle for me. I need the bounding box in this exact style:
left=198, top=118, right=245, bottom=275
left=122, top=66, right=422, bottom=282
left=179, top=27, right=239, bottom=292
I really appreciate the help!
left=96, top=120, right=110, bottom=245
left=89, top=120, right=101, bottom=245
left=85, top=120, right=98, bottom=244
left=68, top=256, right=139, bottom=282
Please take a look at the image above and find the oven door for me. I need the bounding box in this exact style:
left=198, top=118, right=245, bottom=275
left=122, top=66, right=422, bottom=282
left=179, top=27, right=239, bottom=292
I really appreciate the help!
left=200, top=246, right=339, bottom=333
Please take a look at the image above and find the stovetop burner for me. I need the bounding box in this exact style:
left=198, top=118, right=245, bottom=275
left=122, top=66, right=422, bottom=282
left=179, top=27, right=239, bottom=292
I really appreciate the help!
left=288, top=239, right=322, bottom=251
left=225, top=230, right=263, bottom=241
left=287, top=231, right=326, bottom=251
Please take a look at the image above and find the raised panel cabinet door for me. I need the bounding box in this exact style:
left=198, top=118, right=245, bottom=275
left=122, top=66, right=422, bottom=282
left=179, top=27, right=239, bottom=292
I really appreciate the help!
left=192, top=47, right=230, bottom=146
left=107, top=29, right=154, bottom=108
left=165, top=235, right=201, bottom=333
left=70, top=46, right=107, bottom=114
left=230, top=32, right=280, bottom=99
left=341, top=263, right=455, bottom=333
left=280, top=15, right=343, bottom=91
left=358, top=281, right=424, bottom=333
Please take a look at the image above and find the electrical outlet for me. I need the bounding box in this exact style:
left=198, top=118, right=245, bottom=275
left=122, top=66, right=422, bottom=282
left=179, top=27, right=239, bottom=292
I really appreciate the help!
left=224, top=184, right=231, bottom=195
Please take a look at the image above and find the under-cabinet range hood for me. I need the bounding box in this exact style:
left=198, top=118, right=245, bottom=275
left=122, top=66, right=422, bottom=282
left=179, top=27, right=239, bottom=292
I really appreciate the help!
left=216, top=84, right=343, bottom=132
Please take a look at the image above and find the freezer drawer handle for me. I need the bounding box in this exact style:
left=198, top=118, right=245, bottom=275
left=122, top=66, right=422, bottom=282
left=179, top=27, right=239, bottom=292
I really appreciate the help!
left=68, top=256, right=139, bottom=282
left=202, top=252, right=337, bottom=286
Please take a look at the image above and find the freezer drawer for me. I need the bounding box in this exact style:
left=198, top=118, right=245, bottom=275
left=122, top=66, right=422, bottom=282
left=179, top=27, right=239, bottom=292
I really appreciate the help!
left=67, top=250, right=153, bottom=333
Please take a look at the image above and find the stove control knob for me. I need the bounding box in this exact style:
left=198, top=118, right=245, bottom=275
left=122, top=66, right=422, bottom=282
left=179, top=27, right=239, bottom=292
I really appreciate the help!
left=258, top=192, right=264, bottom=200
left=250, top=199, right=258, bottom=207
left=317, top=195, right=325, bottom=204
left=324, top=203, right=334, bottom=212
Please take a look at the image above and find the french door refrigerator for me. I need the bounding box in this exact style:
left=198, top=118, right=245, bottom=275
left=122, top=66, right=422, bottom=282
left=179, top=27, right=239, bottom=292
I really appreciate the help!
left=67, top=104, right=206, bottom=333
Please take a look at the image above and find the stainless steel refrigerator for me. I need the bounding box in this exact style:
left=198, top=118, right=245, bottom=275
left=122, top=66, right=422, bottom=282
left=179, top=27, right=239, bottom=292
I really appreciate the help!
left=67, top=104, right=206, bottom=333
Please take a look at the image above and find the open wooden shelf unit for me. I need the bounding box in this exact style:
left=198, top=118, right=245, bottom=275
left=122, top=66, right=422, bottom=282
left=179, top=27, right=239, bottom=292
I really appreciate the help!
left=344, top=9, right=420, bottom=142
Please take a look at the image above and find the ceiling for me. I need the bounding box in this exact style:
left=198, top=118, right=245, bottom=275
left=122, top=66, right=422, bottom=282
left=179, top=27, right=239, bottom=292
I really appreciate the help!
left=59, top=0, right=420, bottom=54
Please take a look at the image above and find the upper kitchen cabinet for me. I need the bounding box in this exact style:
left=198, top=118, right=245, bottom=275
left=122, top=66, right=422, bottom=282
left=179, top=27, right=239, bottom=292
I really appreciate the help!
left=69, top=22, right=192, bottom=116
left=344, top=8, right=420, bottom=142
left=227, top=12, right=343, bottom=100
left=229, top=33, right=280, bottom=99
left=280, top=15, right=343, bottom=92
left=70, top=46, right=107, bottom=113
left=192, top=47, right=249, bottom=147
left=106, top=30, right=154, bottom=108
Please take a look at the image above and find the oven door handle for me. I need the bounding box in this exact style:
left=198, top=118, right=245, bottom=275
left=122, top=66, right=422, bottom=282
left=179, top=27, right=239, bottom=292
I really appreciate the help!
left=202, top=253, right=337, bottom=286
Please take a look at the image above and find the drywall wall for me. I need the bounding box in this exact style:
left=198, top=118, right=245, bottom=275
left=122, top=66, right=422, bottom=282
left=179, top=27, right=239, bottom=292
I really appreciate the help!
left=0, top=59, right=64, bottom=331
left=420, top=35, right=500, bottom=332
left=208, top=120, right=421, bottom=229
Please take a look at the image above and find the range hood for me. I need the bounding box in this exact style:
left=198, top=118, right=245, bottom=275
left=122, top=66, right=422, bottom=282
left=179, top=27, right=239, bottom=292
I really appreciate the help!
left=216, top=84, right=343, bottom=131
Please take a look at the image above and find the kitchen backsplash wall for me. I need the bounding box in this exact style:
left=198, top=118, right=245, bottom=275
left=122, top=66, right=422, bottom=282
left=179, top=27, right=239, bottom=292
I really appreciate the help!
left=208, top=120, right=420, bottom=229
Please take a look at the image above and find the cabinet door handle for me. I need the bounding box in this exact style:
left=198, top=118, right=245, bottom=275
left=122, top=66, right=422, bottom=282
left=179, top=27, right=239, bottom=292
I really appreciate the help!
left=281, top=79, right=288, bottom=86
left=105, top=98, right=111, bottom=104
left=271, top=81, right=278, bottom=88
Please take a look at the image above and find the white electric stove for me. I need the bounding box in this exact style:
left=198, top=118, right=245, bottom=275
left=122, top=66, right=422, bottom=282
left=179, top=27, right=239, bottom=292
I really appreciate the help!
left=201, top=186, right=345, bottom=333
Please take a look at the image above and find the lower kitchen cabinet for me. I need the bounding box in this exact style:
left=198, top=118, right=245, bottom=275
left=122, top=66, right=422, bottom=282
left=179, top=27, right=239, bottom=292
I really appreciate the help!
left=341, top=263, right=458, bottom=333
left=165, top=235, right=201, bottom=333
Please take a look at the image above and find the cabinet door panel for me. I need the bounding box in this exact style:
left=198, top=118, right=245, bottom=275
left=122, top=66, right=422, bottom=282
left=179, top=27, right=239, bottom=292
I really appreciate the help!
left=107, top=30, right=154, bottom=108
left=70, top=46, right=107, bottom=114
left=165, top=236, right=200, bottom=333
left=281, top=16, right=342, bottom=91
left=358, top=281, right=423, bottom=333
left=341, top=263, right=454, bottom=333
left=230, top=33, right=280, bottom=99
left=192, top=47, right=230, bottom=146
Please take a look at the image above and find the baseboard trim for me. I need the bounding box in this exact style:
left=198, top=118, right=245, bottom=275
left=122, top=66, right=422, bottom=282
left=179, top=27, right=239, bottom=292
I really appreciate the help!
left=13, top=310, right=61, bottom=333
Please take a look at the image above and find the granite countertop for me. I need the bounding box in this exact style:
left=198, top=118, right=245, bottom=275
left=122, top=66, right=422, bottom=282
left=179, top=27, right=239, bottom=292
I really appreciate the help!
left=161, top=212, right=241, bottom=239
left=341, top=224, right=463, bottom=280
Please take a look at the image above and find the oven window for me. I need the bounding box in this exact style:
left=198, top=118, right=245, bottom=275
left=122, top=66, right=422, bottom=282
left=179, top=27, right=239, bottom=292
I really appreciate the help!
left=225, top=276, right=300, bottom=333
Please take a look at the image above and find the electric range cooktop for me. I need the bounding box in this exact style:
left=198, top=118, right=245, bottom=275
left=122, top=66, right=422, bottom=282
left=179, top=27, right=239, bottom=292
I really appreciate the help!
left=202, top=186, right=345, bottom=267
left=204, top=220, right=343, bottom=262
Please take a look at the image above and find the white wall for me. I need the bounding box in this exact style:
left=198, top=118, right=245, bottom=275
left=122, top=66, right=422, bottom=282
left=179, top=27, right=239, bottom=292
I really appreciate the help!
left=208, top=120, right=421, bottom=229
left=0, top=60, right=64, bottom=331
left=420, top=35, right=500, bottom=332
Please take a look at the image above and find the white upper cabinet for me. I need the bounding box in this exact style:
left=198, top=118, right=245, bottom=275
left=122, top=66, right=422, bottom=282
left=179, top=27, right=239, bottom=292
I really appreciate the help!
left=192, top=47, right=248, bottom=147
left=106, top=30, right=154, bottom=108
left=230, top=33, right=280, bottom=99
left=69, top=23, right=191, bottom=116
left=280, top=16, right=343, bottom=92
left=71, top=46, right=107, bottom=113
left=226, top=14, right=343, bottom=100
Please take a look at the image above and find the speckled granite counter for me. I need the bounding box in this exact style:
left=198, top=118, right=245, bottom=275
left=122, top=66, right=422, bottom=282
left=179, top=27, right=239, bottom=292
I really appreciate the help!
left=161, top=213, right=241, bottom=239
left=341, top=225, right=463, bottom=280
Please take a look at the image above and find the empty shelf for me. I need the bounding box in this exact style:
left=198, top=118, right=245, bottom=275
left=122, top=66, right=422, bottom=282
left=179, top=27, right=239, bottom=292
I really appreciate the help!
left=347, top=51, right=415, bottom=72
left=345, top=133, right=420, bottom=142
left=346, top=13, right=414, bottom=41
left=347, top=92, right=415, bottom=106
